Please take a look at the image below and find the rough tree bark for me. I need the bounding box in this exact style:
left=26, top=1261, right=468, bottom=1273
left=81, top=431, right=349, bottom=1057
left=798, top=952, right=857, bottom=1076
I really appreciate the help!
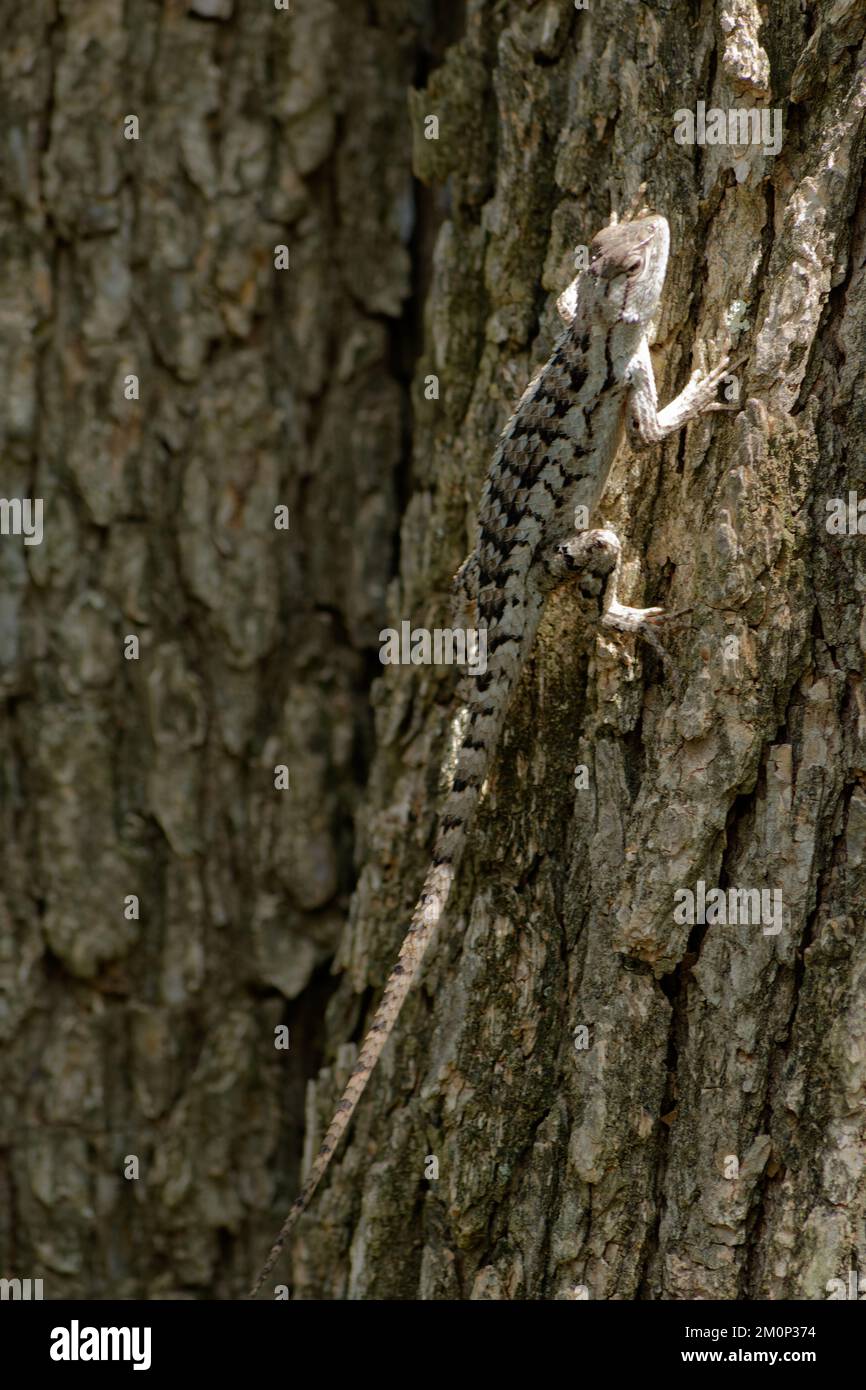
left=1, top=0, right=865, bottom=1303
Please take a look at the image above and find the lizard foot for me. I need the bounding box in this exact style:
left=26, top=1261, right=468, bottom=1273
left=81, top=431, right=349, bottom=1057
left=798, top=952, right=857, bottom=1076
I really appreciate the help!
left=602, top=600, right=671, bottom=665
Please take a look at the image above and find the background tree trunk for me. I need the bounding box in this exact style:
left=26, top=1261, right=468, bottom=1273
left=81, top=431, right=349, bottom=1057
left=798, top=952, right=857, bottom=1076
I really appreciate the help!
left=2, top=0, right=865, bottom=1302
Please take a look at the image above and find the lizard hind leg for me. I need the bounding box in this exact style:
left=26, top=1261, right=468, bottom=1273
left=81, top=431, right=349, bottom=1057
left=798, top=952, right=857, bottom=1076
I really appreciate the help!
left=542, top=526, right=668, bottom=657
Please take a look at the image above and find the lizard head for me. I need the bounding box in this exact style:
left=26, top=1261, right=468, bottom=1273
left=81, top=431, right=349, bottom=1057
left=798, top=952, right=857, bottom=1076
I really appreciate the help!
left=586, top=213, right=670, bottom=326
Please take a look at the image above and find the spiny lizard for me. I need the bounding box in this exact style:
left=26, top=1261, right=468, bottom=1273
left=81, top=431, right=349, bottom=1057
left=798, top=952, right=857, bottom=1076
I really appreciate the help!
left=250, top=207, right=733, bottom=1296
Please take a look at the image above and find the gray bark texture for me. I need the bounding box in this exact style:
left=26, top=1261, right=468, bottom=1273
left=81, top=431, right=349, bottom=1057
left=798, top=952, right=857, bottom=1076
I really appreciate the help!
left=1, top=0, right=865, bottom=1302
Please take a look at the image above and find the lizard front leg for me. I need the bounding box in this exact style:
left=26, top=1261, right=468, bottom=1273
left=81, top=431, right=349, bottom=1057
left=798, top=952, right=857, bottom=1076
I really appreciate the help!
left=625, top=337, right=733, bottom=447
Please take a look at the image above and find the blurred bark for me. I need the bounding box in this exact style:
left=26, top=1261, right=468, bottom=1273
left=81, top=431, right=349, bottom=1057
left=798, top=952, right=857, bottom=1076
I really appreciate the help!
left=2, top=0, right=865, bottom=1303
left=0, top=0, right=422, bottom=1297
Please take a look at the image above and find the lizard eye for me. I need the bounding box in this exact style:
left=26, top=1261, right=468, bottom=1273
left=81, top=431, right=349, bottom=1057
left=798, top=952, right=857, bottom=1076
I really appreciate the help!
left=624, top=253, right=644, bottom=275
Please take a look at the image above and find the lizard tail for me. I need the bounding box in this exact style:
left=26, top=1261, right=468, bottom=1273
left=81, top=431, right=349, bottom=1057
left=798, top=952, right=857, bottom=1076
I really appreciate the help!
left=249, top=706, right=492, bottom=1297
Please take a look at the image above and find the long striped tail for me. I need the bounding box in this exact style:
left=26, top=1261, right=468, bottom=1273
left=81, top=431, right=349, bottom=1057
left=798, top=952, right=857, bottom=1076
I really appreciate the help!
left=249, top=854, right=457, bottom=1296
left=247, top=756, right=489, bottom=1295
left=248, top=696, right=495, bottom=1297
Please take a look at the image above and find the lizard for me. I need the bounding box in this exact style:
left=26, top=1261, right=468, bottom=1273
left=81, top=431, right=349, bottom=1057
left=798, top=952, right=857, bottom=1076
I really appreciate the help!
left=250, top=205, right=734, bottom=1297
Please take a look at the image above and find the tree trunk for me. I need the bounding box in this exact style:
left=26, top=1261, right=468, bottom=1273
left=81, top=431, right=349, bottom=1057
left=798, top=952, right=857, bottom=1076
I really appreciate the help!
left=0, top=0, right=417, bottom=1298
left=3, top=0, right=865, bottom=1303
